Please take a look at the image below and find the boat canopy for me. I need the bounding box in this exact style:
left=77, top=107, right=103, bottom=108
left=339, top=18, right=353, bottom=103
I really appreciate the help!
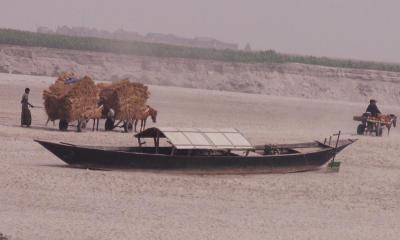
left=135, top=127, right=254, bottom=150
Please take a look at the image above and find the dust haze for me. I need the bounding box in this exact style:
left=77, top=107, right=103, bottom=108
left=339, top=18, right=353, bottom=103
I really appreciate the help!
left=1, top=1, right=400, bottom=239
left=1, top=0, right=400, bottom=62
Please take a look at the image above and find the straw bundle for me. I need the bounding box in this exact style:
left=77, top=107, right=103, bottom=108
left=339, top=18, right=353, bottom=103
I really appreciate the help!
left=43, top=74, right=99, bottom=122
left=98, top=80, right=149, bottom=120
left=81, top=105, right=104, bottom=119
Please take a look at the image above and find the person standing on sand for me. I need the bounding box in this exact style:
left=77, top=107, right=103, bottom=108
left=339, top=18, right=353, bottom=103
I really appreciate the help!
left=366, top=99, right=381, bottom=117
left=21, top=88, right=34, bottom=127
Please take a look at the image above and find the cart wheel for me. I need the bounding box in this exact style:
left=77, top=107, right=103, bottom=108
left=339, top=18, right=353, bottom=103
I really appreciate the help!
left=59, top=119, right=68, bottom=131
left=356, top=124, right=365, bottom=135
left=123, top=121, right=133, bottom=133
left=105, top=118, right=114, bottom=131
left=81, top=120, right=87, bottom=129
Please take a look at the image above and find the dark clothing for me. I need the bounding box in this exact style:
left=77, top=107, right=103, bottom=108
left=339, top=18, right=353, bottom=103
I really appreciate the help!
left=21, top=105, right=31, bottom=126
left=21, top=93, right=29, bottom=106
left=366, top=104, right=381, bottom=117
left=21, top=93, right=32, bottom=126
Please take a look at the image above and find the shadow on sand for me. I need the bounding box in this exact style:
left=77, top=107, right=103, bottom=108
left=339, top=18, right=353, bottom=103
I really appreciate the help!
left=37, top=162, right=331, bottom=175
left=12, top=124, right=108, bottom=133
left=38, top=163, right=113, bottom=172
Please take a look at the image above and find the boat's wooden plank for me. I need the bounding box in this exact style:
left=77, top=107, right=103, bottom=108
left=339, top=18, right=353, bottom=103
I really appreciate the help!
left=254, top=142, right=321, bottom=150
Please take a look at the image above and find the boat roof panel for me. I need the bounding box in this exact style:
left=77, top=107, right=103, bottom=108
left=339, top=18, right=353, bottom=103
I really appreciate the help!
left=205, top=132, right=232, bottom=147
left=135, top=127, right=254, bottom=150
left=165, top=132, right=192, bottom=146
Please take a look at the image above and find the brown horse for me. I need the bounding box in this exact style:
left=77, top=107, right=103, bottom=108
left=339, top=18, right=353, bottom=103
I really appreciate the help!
left=379, top=114, right=397, bottom=136
left=134, top=105, right=157, bottom=132
left=365, top=114, right=397, bottom=136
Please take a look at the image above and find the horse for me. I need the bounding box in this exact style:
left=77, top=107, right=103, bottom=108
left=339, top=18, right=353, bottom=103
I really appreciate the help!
left=45, top=105, right=103, bottom=131
left=134, top=105, right=157, bottom=132
left=90, top=104, right=104, bottom=132
left=91, top=117, right=100, bottom=131
left=367, top=114, right=397, bottom=136
left=378, top=114, right=397, bottom=136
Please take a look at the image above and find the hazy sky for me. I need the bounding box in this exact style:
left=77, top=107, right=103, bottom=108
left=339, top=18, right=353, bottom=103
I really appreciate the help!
left=1, top=0, right=400, bottom=63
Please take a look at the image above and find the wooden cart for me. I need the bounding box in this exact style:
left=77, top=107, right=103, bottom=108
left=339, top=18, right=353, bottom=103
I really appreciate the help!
left=57, top=105, right=103, bottom=132
left=354, top=113, right=384, bottom=136
left=98, top=80, right=149, bottom=133
left=43, top=75, right=100, bottom=132
left=104, top=117, right=134, bottom=132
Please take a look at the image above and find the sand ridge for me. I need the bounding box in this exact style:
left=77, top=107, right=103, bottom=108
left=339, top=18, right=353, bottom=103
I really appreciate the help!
left=2, top=45, right=400, bottom=104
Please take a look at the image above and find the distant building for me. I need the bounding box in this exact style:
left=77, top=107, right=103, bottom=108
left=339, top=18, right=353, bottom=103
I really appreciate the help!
left=36, top=26, right=238, bottom=50
left=145, top=33, right=238, bottom=49
left=37, top=26, right=53, bottom=34
left=244, top=43, right=252, bottom=52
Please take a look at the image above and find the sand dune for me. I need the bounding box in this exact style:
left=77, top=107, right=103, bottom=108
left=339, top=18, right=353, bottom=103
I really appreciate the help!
left=0, top=73, right=400, bottom=239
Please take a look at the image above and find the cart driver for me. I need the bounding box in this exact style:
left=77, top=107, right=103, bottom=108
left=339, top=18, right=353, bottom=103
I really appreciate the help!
left=105, top=108, right=115, bottom=131
left=366, top=99, right=381, bottom=117
left=107, top=108, right=115, bottom=121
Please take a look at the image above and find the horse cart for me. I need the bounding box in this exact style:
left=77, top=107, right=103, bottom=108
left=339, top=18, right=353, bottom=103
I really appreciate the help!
left=56, top=105, right=103, bottom=132
left=98, top=80, right=149, bottom=133
left=43, top=75, right=101, bottom=132
left=353, top=113, right=397, bottom=136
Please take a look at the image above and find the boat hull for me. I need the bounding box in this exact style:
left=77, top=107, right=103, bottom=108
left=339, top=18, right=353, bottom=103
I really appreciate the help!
left=35, top=139, right=355, bottom=172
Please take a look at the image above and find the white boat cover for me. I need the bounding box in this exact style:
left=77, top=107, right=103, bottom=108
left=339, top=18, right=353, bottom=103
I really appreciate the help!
left=135, top=127, right=254, bottom=150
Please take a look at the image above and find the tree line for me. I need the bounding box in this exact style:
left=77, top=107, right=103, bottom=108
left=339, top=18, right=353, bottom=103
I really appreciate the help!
left=1, top=28, right=400, bottom=72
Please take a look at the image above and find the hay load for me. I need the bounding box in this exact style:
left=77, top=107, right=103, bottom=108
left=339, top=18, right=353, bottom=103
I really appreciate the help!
left=43, top=73, right=100, bottom=130
left=98, top=80, right=150, bottom=121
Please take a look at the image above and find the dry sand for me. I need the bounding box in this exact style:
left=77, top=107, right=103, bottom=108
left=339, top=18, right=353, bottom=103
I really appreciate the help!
left=0, top=73, right=400, bottom=239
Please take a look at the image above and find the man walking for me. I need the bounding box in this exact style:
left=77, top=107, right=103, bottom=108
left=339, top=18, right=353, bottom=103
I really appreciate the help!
left=21, top=88, right=34, bottom=127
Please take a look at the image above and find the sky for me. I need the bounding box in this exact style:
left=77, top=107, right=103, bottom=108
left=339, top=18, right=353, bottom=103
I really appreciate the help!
left=1, top=0, right=400, bottom=63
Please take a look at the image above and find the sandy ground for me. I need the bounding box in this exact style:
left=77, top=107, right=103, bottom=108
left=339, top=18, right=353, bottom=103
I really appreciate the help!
left=0, top=73, right=400, bottom=240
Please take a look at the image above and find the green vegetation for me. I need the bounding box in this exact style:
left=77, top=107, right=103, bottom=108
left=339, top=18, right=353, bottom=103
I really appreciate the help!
left=1, top=28, right=400, bottom=72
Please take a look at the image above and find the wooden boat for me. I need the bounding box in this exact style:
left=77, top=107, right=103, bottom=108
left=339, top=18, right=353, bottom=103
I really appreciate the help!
left=35, top=127, right=356, bottom=173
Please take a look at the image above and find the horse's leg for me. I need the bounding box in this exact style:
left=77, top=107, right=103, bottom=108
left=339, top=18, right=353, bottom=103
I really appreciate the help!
left=134, top=120, right=138, bottom=132
left=96, top=118, right=99, bottom=131
left=387, top=125, right=391, bottom=136
left=92, top=118, right=95, bottom=131
left=45, top=118, right=50, bottom=126
left=141, top=119, right=145, bottom=132
left=143, top=119, right=147, bottom=131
